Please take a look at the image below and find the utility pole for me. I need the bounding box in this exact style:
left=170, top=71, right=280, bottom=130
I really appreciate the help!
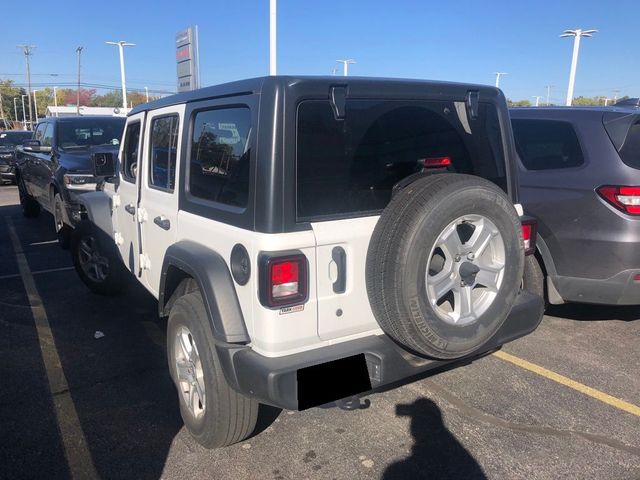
left=21, top=95, right=27, bottom=129
left=545, top=85, right=554, bottom=106
left=106, top=41, right=135, bottom=110
left=270, top=0, right=276, bottom=75
left=17, top=45, right=35, bottom=129
left=53, top=86, right=58, bottom=116
left=560, top=29, right=597, bottom=106
left=336, top=59, right=356, bottom=76
left=532, top=95, right=543, bottom=107
left=76, top=46, right=83, bottom=114
left=494, top=72, right=508, bottom=88
left=144, top=86, right=149, bottom=103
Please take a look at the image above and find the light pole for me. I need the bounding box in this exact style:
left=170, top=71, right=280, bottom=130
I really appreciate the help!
left=13, top=98, right=19, bottom=125
left=21, top=95, right=28, bottom=129
left=545, top=85, right=554, bottom=106
left=76, top=46, right=83, bottom=114
left=33, top=90, right=39, bottom=123
left=532, top=95, right=543, bottom=107
left=106, top=40, right=135, bottom=110
left=336, top=59, right=356, bottom=76
left=270, top=0, right=276, bottom=75
left=560, top=29, right=597, bottom=106
left=144, top=86, right=149, bottom=103
left=494, top=72, right=508, bottom=88
left=53, top=86, right=58, bottom=116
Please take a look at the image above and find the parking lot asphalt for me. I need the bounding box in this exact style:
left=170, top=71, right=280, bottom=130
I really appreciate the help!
left=0, top=184, right=639, bottom=480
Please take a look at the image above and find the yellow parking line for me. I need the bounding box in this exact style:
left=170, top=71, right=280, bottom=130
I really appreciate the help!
left=494, top=350, right=640, bottom=418
left=5, top=217, right=98, bottom=479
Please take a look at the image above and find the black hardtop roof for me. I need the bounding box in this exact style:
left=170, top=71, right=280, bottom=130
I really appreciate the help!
left=129, top=75, right=502, bottom=116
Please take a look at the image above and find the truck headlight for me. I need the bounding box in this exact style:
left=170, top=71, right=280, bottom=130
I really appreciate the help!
left=63, top=174, right=97, bottom=191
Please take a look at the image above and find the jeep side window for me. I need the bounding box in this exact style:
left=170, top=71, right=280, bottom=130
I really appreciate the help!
left=149, top=115, right=179, bottom=191
left=189, top=107, right=251, bottom=208
left=511, top=119, right=584, bottom=171
left=122, top=122, right=141, bottom=182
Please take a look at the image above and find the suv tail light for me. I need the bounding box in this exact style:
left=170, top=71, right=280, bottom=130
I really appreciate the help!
left=597, top=186, right=640, bottom=215
left=521, top=218, right=537, bottom=256
left=259, top=253, right=308, bottom=308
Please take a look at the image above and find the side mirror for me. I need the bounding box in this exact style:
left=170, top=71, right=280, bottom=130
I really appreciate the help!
left=92, top=152, right=117, bottom=178
left=23, top=139, right=40, bottom=152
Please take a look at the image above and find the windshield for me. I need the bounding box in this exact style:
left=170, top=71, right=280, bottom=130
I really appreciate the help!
left=57, top=118, right=125, bottom=150
left=0, top=131, right=32, bottom=147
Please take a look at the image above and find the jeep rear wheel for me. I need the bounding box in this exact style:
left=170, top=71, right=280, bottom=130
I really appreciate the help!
left=366, top=174, right=524, bottom=359
left=167, top=291, right=258, bottom=448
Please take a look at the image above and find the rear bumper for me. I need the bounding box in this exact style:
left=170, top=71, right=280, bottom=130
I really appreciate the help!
left=217, top=291, right=544, bottom=410
left=552, top=270, right=640, bottom=305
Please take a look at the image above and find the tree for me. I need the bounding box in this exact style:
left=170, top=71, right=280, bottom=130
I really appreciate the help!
left=62, top=88, right=96, bottom=107
left=0, top=79, right=28, bottom=127
left=507, top=99, right=532, bottom=108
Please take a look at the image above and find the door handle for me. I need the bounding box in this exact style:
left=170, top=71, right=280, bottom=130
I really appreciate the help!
left=153, top=216, right=171, bottom=230
left=124, top=204, right=135, bottom=215
left=332, top=246, right=347, bottom=294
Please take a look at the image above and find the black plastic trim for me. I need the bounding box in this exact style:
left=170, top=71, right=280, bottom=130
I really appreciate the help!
left=217, top=290, right=543, bottom=410
left=159, top=240, right=250, bottom=344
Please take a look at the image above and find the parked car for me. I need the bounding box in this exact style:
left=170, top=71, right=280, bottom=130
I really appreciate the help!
left=513, top=106, right=640, bottom=305
left=15, top=116, right=125, bottom=247
left=72, top=76, right=543, bottom=448
left=0, top=130, right=33, bottom=184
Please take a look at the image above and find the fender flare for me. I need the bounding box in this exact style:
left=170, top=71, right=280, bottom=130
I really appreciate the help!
left=159, top=240, right=250, bottom=344
left=74, top=191, right=114, bottom=238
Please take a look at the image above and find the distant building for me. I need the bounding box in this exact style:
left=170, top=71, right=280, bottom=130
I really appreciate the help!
left=45, top=106, right=129, bottom=117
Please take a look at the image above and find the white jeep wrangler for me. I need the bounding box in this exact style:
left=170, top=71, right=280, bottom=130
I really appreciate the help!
left=72, top=76, right=544, bottom=448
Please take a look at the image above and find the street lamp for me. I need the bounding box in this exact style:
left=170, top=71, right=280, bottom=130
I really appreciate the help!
left=33, top=90, right=39, bottom=123
left=20, top=95, right=28, bottom=129
left=13, top=98, right=19, bottom=125
left=560, top=29, right=597, bottom=106
left=532, top=95, right=543, bottom=107
left=76, top=46, right=83, bottom=114
left=106, top=40, right=135, bottom=110
left=494, top=72, right=508, bottom=88
left=336, top=59, right=356, bottom=76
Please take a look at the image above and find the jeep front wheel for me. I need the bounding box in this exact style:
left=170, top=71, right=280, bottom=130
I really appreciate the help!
left=366, top=174, right=524, bottom=359
left=167, top=291, right=258, bottom=448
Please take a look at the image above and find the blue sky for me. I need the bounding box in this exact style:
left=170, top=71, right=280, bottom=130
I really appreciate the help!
left=2, top=0, right=638, bottom=102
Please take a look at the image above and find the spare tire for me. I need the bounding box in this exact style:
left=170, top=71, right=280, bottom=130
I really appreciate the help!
left=366, top=174, right=523, bottom=359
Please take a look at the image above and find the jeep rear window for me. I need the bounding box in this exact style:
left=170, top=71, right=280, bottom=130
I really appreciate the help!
left=296, top=99, right=506, bottom=220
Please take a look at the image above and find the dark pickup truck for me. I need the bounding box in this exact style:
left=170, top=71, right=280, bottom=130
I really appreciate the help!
left=15, top=115, right=125, bottom=247
left=0, top=130, right=33, bottom=184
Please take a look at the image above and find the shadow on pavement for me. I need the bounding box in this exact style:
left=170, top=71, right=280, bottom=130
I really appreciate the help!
left=383, top=398, right=486, bottom=480
left=0, top=202, right=183, bottom=479
left=547, top=303, right=640, bottom=321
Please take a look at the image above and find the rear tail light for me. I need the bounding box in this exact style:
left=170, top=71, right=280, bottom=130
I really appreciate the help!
left=259, top=252, right=308, bottom=308
left=418, top=156, right=452, bottom=168
left=597, top=186, right=640, bottom=215
left=521, top=218, right=537, bottom=256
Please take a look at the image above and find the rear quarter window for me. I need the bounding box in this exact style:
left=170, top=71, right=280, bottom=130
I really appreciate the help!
left=618, top=121, right=640, bottom=169
left=511, top=119, right=584, bottom=171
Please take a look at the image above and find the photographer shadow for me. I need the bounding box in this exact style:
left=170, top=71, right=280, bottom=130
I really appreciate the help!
left=384, top=398, right=486, bottom=480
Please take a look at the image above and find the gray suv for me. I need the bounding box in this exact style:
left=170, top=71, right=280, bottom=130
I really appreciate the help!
left=512, top=105, right=640, bottom=305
